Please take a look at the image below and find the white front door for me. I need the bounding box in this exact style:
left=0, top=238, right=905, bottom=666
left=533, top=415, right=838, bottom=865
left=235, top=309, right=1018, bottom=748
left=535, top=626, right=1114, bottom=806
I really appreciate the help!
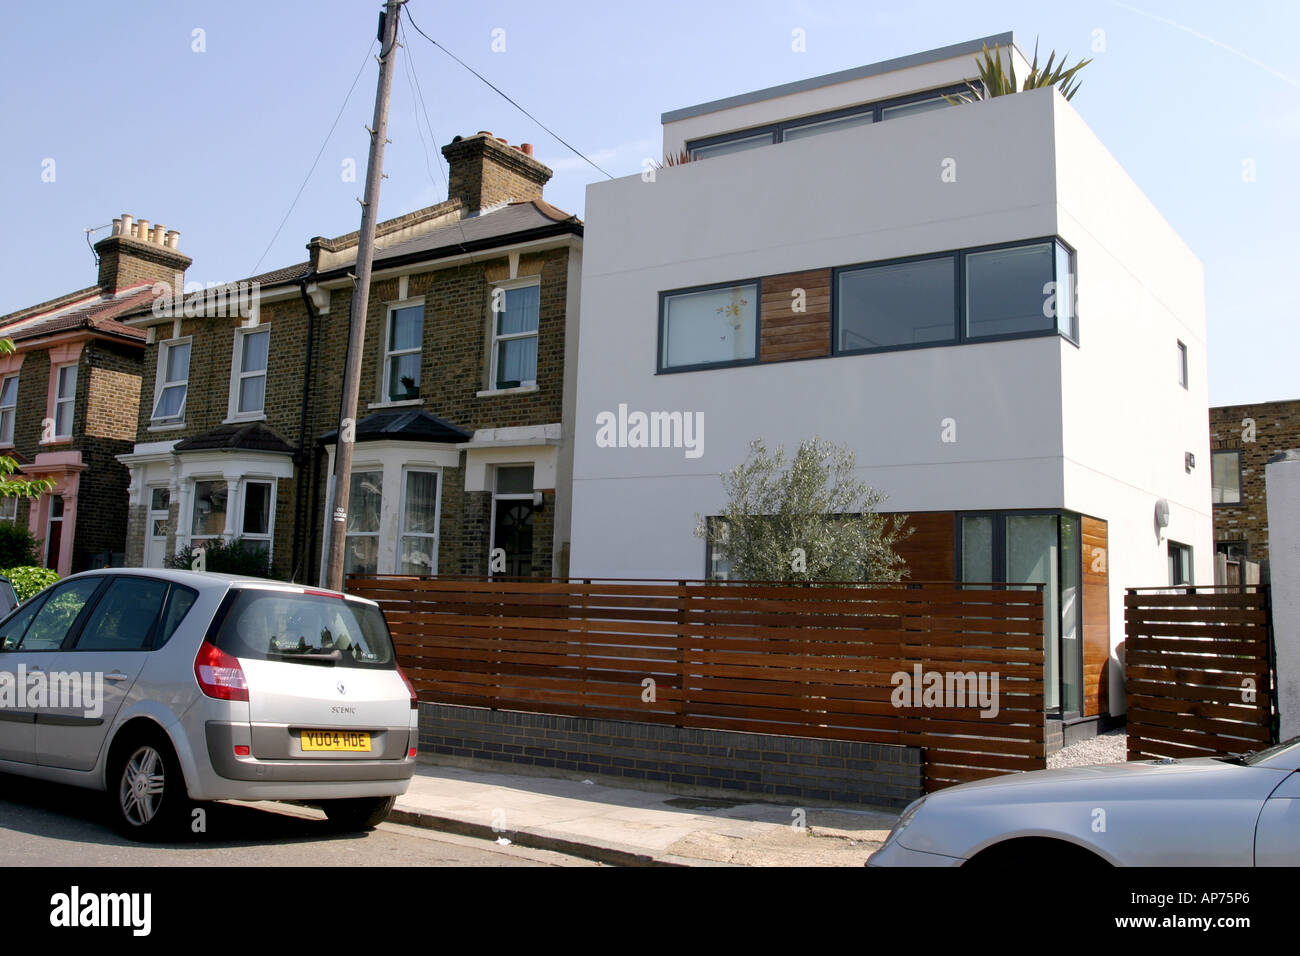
left=144, top=486, right=171, bottom=569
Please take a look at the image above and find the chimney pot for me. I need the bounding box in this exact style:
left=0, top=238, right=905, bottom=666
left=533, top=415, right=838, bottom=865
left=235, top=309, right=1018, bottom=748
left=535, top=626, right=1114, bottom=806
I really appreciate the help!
left=121, top=214, right=134, bottom=236
left=496, top=137, right=507, bottom=145
left=477, top=130, right=492, bottom=138
left=112, top=218, right=122, bottom=236
left=521, top=143, right=534, bottom=156
left=137, top=219, right=150, bottom=240
left=166, top=230, right=180, bottom=249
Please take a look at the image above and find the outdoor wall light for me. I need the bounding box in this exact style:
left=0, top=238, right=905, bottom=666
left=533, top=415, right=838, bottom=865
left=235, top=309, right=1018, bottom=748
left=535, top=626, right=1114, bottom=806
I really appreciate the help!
left=1185, top=452, right=1196, bottom=473
left=1155, top=499, right=1170, bottom=528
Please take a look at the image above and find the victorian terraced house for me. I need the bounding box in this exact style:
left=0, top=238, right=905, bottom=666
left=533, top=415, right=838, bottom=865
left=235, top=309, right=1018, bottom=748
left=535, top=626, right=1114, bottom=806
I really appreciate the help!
left=0, top=218, right=190, bottom=574
left=118, top=132, right=583, bottom=584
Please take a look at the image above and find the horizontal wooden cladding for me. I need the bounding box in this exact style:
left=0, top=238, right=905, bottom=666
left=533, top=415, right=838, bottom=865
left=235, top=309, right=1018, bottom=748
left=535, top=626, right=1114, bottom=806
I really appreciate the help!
left=351, top=576, right=1049, bottom=790
left=760, top=269, right=831, bottom=361
left=1125, top=585, right=1274, bottom=762
left=893, top=512, right=954, bottom=582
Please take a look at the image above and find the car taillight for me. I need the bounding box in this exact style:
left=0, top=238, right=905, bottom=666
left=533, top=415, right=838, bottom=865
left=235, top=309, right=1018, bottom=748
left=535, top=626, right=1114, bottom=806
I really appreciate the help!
left=195, top=640, right=249, bottom=702
left=397, top=665, right=418, bottom=710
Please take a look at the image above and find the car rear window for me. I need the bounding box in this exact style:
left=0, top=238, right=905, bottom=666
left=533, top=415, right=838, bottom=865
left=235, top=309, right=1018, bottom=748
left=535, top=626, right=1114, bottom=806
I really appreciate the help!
left=212, top=588, right=396, bottom=669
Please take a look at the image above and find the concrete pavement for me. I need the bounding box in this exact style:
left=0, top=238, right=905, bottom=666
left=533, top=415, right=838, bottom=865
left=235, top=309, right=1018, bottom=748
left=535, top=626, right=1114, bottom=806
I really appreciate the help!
left=392, top=761, right=900, bottom=866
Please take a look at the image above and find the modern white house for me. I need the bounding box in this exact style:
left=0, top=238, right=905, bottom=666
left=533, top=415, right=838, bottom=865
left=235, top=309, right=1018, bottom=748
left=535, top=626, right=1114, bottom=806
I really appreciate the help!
left=569, top=33, right=1212, bottom=739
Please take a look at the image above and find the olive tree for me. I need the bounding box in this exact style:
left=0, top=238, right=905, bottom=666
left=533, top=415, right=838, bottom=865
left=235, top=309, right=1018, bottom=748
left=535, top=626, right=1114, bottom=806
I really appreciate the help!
left=694, top=437, right=911, bottom=582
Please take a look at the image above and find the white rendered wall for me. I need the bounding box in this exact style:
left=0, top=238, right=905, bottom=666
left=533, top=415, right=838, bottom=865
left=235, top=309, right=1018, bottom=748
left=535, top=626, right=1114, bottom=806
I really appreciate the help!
left=574, top=90, right=1065, bottom=580
left=1051, top=94, right=1212, bottom=709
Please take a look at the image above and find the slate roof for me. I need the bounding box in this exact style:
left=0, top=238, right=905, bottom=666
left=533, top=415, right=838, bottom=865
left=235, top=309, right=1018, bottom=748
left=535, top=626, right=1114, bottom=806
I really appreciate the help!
left=0, top=284, right=156, bottom=343
left=316, top=200, right=582, bottom=278
left=174, top=422, right=297, bottom=455
left=318, top=409, right=473, bottom=445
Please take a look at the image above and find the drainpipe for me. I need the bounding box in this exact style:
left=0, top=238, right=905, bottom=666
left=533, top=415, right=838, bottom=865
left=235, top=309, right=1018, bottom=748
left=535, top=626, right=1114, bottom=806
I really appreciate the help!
left=292, top=273, right=320, bottom=582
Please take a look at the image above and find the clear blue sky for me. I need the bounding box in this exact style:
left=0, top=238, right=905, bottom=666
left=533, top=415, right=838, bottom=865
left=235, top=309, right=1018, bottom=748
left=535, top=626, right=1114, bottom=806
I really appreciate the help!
left=1, top=0, right=1294, bottom=406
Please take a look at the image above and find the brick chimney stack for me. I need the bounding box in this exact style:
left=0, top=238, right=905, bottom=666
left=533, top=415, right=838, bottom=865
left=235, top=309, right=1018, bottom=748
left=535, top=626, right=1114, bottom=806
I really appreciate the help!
left=441, top=132, right=553, bottom=215
left=93, top=213, right=192, bottom=293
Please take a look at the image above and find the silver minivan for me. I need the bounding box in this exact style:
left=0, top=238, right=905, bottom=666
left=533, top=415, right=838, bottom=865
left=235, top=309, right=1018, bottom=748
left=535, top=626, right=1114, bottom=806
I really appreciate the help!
left=0, top=568, right=419, bottom=840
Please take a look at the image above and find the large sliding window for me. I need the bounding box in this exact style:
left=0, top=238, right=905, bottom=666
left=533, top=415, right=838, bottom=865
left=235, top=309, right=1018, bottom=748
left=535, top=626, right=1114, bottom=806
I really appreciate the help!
left=834, top=238, right=1077, bottom=358
left=659, top=282, right=758, bottom=371
left=965, top=242, right=1057, bottom=339
left=958, top=510, right=1084, bottom=716
left=837, top=256, right=955, bottom=350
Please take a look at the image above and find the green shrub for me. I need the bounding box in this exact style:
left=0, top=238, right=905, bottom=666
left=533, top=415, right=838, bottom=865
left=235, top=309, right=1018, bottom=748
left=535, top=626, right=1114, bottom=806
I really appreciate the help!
left=2, top=566, right=60, bottom=602
left=0, top=522, right=38, bottom=568
left=168, top=538, right=274, bottom=578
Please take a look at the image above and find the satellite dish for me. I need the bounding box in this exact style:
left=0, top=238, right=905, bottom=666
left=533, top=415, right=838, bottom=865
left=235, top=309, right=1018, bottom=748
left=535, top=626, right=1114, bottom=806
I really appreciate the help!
left=1155, top=499, right=1170, bottom=528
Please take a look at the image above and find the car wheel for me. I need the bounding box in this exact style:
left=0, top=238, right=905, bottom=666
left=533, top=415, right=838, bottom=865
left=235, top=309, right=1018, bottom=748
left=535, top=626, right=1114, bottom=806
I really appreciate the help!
left=320, top=796, right=396, bottom=831
left=109, top=732, right=191, bottom=842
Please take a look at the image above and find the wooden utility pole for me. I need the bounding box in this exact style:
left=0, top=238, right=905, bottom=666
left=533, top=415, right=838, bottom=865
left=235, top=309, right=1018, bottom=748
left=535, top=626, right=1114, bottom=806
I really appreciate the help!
left=325, top=0, right=403, bottom=590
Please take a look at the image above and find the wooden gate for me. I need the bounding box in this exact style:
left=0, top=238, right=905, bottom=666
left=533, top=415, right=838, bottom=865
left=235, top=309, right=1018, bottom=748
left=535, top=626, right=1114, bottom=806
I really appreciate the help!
left=1125, top=586, right=1275, bottom=760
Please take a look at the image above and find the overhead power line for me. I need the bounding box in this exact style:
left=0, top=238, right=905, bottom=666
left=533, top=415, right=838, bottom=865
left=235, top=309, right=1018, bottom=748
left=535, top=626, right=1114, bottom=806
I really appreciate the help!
left=251, top=38, right=378, bottom=276
left=404, top=4, right=613, bottom=180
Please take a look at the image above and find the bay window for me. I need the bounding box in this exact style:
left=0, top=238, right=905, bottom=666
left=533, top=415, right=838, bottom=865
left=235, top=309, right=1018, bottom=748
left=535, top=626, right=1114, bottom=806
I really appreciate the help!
left=344, top=470, right=383, bottom=576
left=399, top=469, right=439, bottom=574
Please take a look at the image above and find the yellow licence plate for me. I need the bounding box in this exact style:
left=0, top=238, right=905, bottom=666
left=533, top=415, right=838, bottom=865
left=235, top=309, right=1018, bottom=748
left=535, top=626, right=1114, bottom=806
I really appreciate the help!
left=301, top=730, right=371, bottom=752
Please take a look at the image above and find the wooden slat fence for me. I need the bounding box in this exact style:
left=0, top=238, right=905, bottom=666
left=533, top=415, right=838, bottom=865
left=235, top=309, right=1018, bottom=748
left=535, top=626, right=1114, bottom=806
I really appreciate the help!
left=348, top=576, right=1048, bottom=791
left=1125, top=586, right=1275, bottom=761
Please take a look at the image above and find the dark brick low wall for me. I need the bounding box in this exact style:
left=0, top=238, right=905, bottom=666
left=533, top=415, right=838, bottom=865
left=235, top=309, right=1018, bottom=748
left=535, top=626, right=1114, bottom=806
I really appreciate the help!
left=417, top=702, right=924, bottom=808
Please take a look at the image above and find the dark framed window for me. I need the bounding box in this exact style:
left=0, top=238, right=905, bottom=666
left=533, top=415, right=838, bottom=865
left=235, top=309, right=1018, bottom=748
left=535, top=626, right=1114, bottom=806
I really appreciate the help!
left=686, top=83, right=974, bottom=159
left=956, top=510, right=1083, bottom=717
left=1168, top=541, right=1193, bottom=586
left=1212, top=449, right=1242, bottom=505
left=834, top=237, right=1077, bottom=358
left=658, top=281, right=760, bottom=372
left=836, top=255, right=956, bottom=351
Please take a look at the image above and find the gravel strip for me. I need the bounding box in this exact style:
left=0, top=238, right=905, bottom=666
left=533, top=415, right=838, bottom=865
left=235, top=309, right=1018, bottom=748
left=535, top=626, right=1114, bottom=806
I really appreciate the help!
left=1047, top=729, right=1127, bottom=768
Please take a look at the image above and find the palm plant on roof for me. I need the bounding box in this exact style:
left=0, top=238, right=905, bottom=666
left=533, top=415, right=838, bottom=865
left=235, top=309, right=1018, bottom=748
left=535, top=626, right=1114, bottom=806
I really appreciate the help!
left=946, top=40, right=1092, bottom=105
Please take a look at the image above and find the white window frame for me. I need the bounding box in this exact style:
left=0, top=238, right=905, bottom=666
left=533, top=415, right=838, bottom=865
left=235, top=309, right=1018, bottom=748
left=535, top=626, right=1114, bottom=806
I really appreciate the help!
left=227, top=326, right=271, bottom=421
left=398, top=466, right=441, bottom=576
left=489, top=278, right=540, bottom=391
left=382, top=299, right=425, bottom=404
left=53, top=364, right=77, bottom=439
left=344, top=467, right=384, bottom=576
left=151, top=337, right=192, bottom=425
left=187, top=476, right=278, bottom=560
left=0, top=496, right=17, bottom=523
left=0, top=374, right=17, bottom=445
